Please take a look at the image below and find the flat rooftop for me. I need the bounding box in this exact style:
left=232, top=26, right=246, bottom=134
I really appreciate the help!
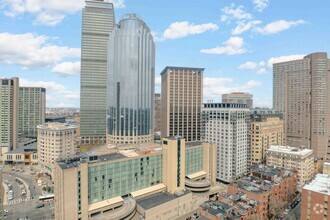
left=251, top=164, right=293, bottom=178
left=57, top=143, right=162, bottom=169
left=37, top=122, right=76, bottom=130
left=160, top=66, right=205, bottom=76
left=5, top=143, right=37, bottom=155
left=186, top=141, right=204, bottom=148
left=234, top=176, right=273, bottom=193
left=268, top=145, right=313, bottom=156
left=137, top=191, right=191, bottom=210
left=303, top=174, right=330, bottom=196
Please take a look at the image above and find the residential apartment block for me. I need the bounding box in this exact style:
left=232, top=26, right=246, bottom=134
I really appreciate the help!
left=54, top=137, right=218, bottom=220
left=0, top=77, right=19, bottom=158
left=222, top=92, right=253, bottom=108
left=301, top=174, right=330, bottom=220
left=266, top=145, right=314, bottom=188
left=250, top=109, right=284, bottom=164
left=273, top=52, right=330, bottom=160
left=80, top=0, right=115, bottom=145
left=18, top=87, right=46, bottom=138
left=37, top=123, right=77, bottom=176
left=202, top=103, right=250, bottom=183
left=161, top=66, right=203, bottom=141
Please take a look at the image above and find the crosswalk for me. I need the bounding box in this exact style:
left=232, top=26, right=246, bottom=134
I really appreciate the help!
left=6, top=198, right=35, bottom=205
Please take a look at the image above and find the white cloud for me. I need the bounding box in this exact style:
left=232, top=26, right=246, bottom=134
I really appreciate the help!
left=267, top=54, right=305, bottom=67
left=238, top=60, right=269, bottom=74
left=232, top=20, right=262, bottom=35
left=0, top=0, right=124, bottom=26
left=203, top=77, right=261, bottom=102
left=254, top=98, right=272, bottom=108
left=252, top=0, right=269, bottom=12
left=52, top=61, right=80, bottom=76
left=20, top=79, right=66, bottom=92
left=0, top=32, right=80, bottom=69
left=112, top=0, right=125, bottom=8
left=255, top=20, right=305, bottom=35
left=155, top=76, right=161, bottom=86
left=200, top=37, right=246, bottom=55
left=238, top=61, right=258, bottom=70
left=158, top=21, right=218, bottom=40
left=221, top=4, right=252, bottom=22
left=20, top=78, right=79, bottom=107
left=259, top=61, right=265, bottom=66
left=256, top=68, right=267, bottom=74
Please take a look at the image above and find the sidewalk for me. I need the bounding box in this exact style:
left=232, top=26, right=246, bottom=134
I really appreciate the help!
left=2, top=181, right=9, bottom=205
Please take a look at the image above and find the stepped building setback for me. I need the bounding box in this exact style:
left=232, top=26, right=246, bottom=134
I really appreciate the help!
left=54, top=137, right=220, bottom=220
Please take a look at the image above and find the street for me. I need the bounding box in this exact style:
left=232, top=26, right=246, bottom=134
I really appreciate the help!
left=2, top=165, right=54, bottom=219
left=283, top=202, right=301, bottom=220
left=4, top=199, right=54, bottom=220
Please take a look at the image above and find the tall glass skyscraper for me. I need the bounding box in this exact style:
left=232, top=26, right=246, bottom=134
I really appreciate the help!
left=80, top=0, right=115, bottom=145
left=107, top=14, right=155, bottom=144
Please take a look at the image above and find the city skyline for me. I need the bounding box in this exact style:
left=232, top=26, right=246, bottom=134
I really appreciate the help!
left=0, top=0, right=330, bottom=108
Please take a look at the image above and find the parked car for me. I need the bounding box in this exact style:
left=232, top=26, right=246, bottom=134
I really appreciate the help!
left=35, top=203, right=45, bottom=209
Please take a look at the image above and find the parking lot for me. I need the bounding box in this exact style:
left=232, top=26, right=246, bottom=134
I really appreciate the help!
left=3, top=174, right=28, bottom=205
left=1, top=164, right=54, bottom=219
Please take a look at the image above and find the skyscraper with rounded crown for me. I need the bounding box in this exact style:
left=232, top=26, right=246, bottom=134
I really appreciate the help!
left=107, top=14, right=155, bottom=144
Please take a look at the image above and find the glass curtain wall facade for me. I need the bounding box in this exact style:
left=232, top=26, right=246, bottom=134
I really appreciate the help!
left=107, top=14, right=155, bottom=144
left=88, top=154, right=162, bottom=204
left=80, top=0, right=115, bottom=145
left=185, top=147, right=203, bottom=175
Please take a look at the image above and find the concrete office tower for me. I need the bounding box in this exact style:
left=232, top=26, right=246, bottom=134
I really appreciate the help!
left=301, top=174, right=330, bottom=220
left=18, top=87, right=46, bottom=138
left=37, top=123, right=77, bottom=176
left=154, top=93, right=161, bottom=133
left=161, top=67, right=204, bottom=141
left=266, top=145, right=314, bottom=188
left=202, top=103, right=250, bottom=183
left=250, top=109, right=284, bottom=164
left=273, top=52, right=330, bottom=160
left=107, top=14, right=155, bottom=145
left=0, top=78, right=19, bottom=158
left=222, top=92, right=253, bottom=108
left=80, top=0, right=115, bottom=145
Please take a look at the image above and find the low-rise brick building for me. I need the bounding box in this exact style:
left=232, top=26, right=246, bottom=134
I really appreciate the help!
left=227, top=164, right=298, bottom=219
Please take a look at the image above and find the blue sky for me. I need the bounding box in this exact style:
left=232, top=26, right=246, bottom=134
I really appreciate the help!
left=0, top=0, right=329, bottom=108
